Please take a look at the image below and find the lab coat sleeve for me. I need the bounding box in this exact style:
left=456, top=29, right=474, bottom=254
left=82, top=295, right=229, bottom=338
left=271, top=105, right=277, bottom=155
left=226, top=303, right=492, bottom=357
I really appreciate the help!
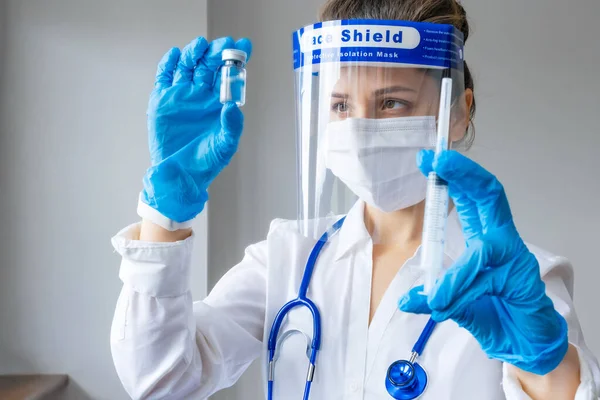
left=110, top=222, right=266, bottom=400
left=501, top=251, right=600, bottom=399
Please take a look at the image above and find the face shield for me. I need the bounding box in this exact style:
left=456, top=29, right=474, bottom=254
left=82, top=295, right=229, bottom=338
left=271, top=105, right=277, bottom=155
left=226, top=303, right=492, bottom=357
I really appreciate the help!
left=292, top=20, right=467, bottom=243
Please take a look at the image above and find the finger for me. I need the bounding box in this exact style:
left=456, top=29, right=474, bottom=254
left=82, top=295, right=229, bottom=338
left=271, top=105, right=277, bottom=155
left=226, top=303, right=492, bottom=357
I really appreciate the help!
left=194, top=37, right=236, bottom=86
left=418, top=150, right=483, bottom=240
left=429, top=268, right=507, bottom=324
left=416, top=149, right=434, bottom=176
left=155, top=47, right=181, bottom=90
left=428, top=241, right=492, bottom=312
left=211, top=102, right=244, bottom=165
left=173, top=37, right=209, bottom=85
left=448, top=182, right=483, bottom=240
left=235, top=37, right=253, bottom=62
left=433, top=151, right=513, bottom=234
left=398, top=286, right=432, bottom=314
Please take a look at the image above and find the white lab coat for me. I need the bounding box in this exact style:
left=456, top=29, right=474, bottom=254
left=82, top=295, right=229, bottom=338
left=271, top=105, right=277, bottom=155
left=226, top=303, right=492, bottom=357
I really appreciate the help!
left=111, top=201, right=600, bottom=400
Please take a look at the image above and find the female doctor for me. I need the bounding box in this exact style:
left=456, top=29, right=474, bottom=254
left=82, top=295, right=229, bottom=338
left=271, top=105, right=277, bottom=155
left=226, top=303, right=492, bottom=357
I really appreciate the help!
left=110, top=0, right=599, bottom=399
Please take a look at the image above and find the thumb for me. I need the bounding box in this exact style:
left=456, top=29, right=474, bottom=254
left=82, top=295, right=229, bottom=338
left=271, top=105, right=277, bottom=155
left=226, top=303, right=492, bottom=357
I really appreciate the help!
left=398, top=286, right=432, bottom=314
left=416, top=149, right=435, bottom=177
left=221, top=102, right=244, bottom=140
left=213, top=102, right=244, bottom=164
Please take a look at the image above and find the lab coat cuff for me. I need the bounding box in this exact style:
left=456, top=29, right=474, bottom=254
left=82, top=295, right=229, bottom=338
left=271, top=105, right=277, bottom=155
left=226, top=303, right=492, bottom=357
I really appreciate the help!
left=137, top=194, right=195, bottom=231
left=111, top=223, right=195, bottom=298
left=502, top=344, right=598, bottom=399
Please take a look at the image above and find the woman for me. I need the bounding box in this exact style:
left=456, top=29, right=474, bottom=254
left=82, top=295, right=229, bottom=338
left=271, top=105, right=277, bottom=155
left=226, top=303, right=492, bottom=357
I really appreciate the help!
left=110, top=0, right=600, bottom=399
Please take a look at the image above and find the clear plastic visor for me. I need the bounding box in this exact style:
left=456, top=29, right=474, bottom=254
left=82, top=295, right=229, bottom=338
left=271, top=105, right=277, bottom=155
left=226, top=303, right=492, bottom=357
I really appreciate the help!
left=293, top=21, right=467, bottom=244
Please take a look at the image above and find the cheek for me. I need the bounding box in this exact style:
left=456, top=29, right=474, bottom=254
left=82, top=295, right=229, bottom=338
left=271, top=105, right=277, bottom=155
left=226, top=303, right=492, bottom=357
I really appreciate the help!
left=411, top=98, right=439, bottom=117
left=449, top=117, right=467, bottom=142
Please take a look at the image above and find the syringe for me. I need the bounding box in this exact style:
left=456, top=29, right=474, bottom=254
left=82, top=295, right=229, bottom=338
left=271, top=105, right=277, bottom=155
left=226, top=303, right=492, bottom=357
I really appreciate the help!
left=421, top=77, right=453, bottom=294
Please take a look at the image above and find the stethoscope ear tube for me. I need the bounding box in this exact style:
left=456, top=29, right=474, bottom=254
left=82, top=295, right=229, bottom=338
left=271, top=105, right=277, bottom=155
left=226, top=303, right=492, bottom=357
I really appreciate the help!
left=267, top=217, right=345, bottom=400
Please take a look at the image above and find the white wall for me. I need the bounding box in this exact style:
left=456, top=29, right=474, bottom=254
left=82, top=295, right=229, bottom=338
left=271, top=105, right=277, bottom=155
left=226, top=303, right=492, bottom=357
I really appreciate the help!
left=459, top=0, right=600, bottom=346
left=0, top=1, right=208, bottom=399
left=208, top=0, right=600, bottom=399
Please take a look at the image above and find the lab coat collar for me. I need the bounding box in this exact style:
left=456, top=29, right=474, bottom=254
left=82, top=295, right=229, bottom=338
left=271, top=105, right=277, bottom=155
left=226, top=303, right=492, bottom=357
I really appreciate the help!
left=333, top=201, right=466, bottom=262
left=333, top=200, right=371, bottom=261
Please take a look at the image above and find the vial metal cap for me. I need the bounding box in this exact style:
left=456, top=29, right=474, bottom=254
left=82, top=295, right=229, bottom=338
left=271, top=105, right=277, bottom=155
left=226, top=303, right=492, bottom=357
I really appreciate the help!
left=222, top=49, right=247, bottom=64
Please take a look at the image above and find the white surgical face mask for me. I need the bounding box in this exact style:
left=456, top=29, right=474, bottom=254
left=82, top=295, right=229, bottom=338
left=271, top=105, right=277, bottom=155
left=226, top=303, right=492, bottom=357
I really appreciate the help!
left=324, top=116, right=437, bottom=213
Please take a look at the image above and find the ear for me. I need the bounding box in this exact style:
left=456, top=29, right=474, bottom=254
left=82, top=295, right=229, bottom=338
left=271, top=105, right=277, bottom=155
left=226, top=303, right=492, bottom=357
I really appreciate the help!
left=449, top=88, right=473, bottom=143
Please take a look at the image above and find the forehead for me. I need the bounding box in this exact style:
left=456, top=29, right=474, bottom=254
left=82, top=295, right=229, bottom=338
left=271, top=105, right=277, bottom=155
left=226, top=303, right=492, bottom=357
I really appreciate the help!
left=339, top=65, right=425, bottom=78
left=332, top=66, right=439, bottom=93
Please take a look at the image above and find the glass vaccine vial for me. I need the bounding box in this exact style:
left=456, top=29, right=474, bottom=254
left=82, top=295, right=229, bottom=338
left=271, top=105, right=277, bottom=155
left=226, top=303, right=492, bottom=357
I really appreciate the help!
left=220, top=49, right=247, bottom=107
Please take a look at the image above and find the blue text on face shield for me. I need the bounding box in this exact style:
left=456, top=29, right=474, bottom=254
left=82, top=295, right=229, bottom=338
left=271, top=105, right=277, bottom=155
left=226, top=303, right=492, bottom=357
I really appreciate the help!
left=310, top=28, right=403, bottom=45
left=293, top=21, right=465, bottom=70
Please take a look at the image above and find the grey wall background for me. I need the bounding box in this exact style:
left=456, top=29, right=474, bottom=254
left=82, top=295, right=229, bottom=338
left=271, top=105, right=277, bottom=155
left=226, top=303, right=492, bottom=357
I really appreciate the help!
left=0, top=1, right=5, bottom=84
left=208, top=0, right=600, bottom=399
left=0, top=1, right=208, bottom=399
left=0, top=0, right=597, bottom=399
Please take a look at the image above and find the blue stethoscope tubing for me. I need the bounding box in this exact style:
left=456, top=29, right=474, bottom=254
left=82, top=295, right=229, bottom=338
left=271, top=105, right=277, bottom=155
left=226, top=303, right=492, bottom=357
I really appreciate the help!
left=266, top=217, right=437, bottom=400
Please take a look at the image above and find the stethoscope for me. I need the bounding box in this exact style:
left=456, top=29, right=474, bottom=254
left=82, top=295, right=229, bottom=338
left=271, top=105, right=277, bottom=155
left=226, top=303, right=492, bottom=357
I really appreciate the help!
left=267, top=218, right=437, bottom=400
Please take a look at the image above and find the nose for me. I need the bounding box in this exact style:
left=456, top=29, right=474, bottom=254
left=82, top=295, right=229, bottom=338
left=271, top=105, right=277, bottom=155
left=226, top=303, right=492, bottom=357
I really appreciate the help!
left=350, top=103, right=377, bottom=119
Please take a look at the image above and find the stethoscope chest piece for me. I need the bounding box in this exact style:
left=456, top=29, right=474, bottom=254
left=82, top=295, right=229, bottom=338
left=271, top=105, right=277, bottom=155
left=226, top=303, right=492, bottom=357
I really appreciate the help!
left=385, top=359, right=428, bottom=400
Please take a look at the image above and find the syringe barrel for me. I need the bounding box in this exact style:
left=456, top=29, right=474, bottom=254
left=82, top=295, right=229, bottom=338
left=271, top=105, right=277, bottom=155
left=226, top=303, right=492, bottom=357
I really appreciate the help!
left=419, top=76, right=453, bottom=294
left=421, top=172, right=449, bottom=294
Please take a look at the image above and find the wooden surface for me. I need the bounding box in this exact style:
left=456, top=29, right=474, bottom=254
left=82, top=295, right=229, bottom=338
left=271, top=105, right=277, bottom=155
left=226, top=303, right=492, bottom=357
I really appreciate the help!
left=0, top=375, right=69, bottom=400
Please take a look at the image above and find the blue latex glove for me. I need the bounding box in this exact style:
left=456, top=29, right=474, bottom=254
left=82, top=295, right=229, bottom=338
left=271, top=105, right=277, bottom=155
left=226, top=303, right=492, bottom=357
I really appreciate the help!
left=398, top=150, right=569, bottom=375
left=141, top=36, right=252, bottom=223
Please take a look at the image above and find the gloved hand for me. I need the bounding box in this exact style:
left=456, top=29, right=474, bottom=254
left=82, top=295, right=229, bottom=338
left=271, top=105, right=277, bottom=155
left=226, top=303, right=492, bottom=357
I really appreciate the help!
left=139, top=36, right=252, bottom=228
left=398, top=150, right=569, bottom=375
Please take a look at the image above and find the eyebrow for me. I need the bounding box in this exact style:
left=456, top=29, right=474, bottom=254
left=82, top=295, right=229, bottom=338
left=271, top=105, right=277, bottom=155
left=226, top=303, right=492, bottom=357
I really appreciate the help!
left=372, top=85, right=417, bottom=96
left=330, top=92, right=348, bottom=99
left=330, top=85, right=417, bottom=99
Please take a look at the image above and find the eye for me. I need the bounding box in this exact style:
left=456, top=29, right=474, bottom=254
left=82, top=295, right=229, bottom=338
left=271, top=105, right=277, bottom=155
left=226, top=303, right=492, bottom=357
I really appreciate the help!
left=332, top=101, right=349, bottom=114
left=383, top=99, right=407, bottom=110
